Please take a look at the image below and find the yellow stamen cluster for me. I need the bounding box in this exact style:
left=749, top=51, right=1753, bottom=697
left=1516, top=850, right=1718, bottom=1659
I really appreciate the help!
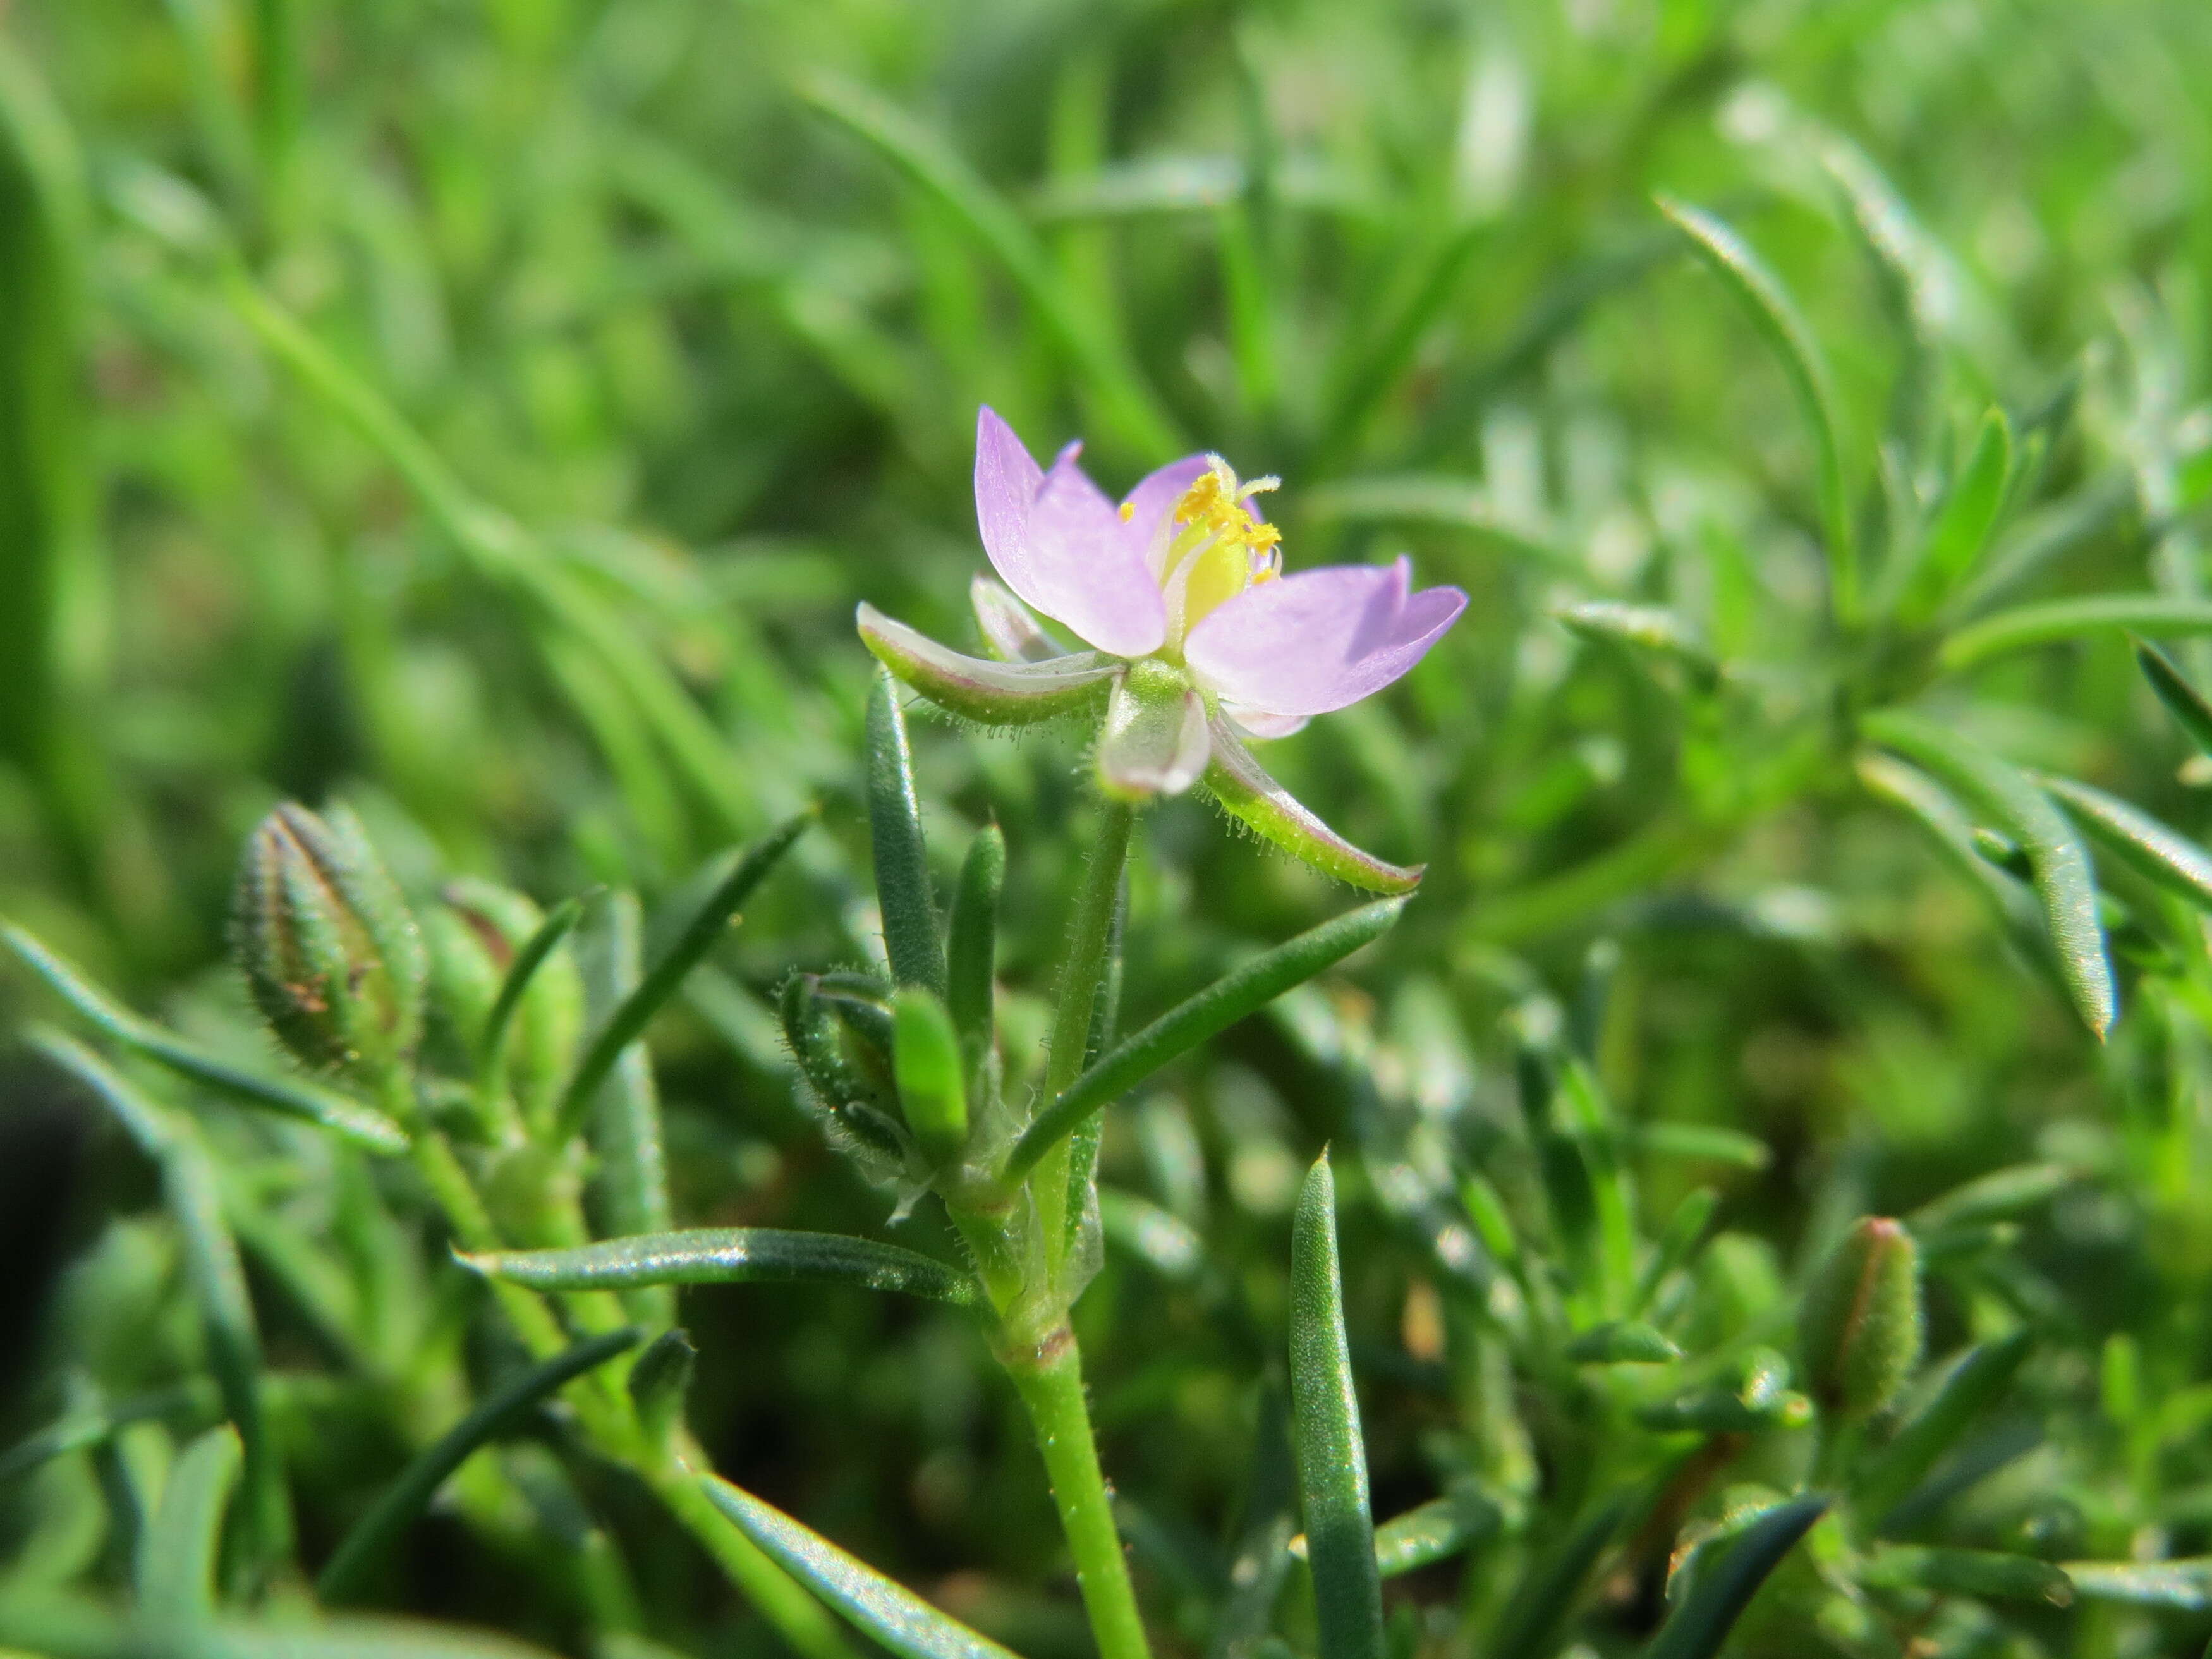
left=1157, top=459, right=1283, bottom=648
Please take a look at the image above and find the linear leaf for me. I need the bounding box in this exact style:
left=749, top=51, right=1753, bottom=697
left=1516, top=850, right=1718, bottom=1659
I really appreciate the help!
left=583, top=892, right=675, bottom=1328
left=554, top=810, right=813, bottom=1139
left=1565, top=1322, right=1682, bottom=1364
left=1557, top=602, right=1719, bottom=690
left=2137, top=637, right=2212, bottom=757
left=1289, top=1153, right=1383, bottom=1659
left=1004, top=899, right=1404, bottom=1182
left=316, top=1328, right=639, bottom=1603
left=461, top=1229, right=983, bottom=1308
left=1644, top=1495, right=1826, bottom=1659
left=1857, top=1545, right=2071, bottom=1605
left=1896, top=408, right=2012, bottom=621
left=1857, top=1333, right=2033, bottom=1526
left=0, top=1594, right=572, bottom=1659
left=2039, top=774, right=2212, bottom=909
left=1907, top=1165, right=2073, bottom=1232
left=1861, top=711, right=2114, bottom=1037
left=1292, top=1490, right=1502, bottom=1579
left=0, top=1380, right=217, bottom=1487
left=4, top=924, right=410, bottom=1152
left=2060, top=1558, right=2212, bottom=1610
left=1941, top=595, right=2212, bottom=672
left=1316, top=219, right=1486, bottom=468
left=1659, top=198, right=1854, bottom=621
left=1486, top=1493, right=1633, bottom=1659
left=945, top=825, right=1004, bottom=1066
left=478, top=895, right=585, bottom=1083
left=866, top=669, right=947, bottom=998
left=137, top=1425, right=242, bottom=1624
left=701, top=1475, right=1022, bottom=1659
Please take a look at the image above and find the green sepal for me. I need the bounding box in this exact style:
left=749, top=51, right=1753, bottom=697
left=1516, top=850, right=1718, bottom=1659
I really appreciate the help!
left=1201, top=719, right=1423, bottom=895
left=892, top=987, right=969, bottom=1167
left=858, top=604, right=1115, bottom=727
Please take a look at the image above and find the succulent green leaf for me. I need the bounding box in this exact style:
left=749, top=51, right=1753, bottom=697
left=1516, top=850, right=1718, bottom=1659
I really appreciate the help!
left=2059, top=1558, right=2212, bottom=1610
left=0, top=1593, right=574, bottom=1659
left=1486, top=1494, right=1634, bottom=1659
left=555, top=810, right=813, bottom=1141
left=4, top=923, right=410, bottom=1152
left=1895, top=408, right=2012, bottom=621
left=1201, top=720, right=1423, bottom=895
left=137, top=1425, right=241, bottom=1624
left=1857, top=1545, right=2072, bottom=1606
left=477, top=894, right=586, bottom=1087
left=892, top=987, right=969, bottom=1166
left=2039, top=774, right=2212, bottom=910
left=1862, top=710, right=2115, bottom=1038
left=1556, top=602, right=1719, bottom=690
left=627, top=1327, right=698, bottom=1449
left=1565, top=1322, right=1682, bottom=1364
left=582, top=892, right=675, bottom=1326
left=1659, top=198, right=1854, bottom=622
left=1798, top=1217, right=1924, bottom=1420
left=945, top=825, right=1005, bottom=1064
left=1941, top=595, right=2212, bottom=672
left=317, top=1327, right=640, bottom=1603
left=2138, top=636, right=2212, bottom=757
left=1906, top=1166, right=2074, bottom=1234
left=1005, top=899, right=1405, bottom=1182
left=865, top=666, right=948, bottom=997
left=1289, top=1153, right=1383, bottom=1659
left=1856, top=1332, right=2032, bottom=1526
left=460, top=1229, right=983, bottom=1307
left=701, top=1474, right=1024, bottom=1659
left=1644, top=1495, right=1827, bottom=1659
left=1635, top=1188, right=1718, bottom=1313
left=1097, top=1188, right=1205, bottom=1282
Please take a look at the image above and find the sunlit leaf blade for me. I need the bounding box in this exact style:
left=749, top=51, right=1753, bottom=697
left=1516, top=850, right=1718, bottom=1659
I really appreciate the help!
left=1658, top=198, right=1854, bottom=621
left=1942, top=595, right=2212, bottom=672
left=1895, top=408, right=2012, bottom=621
left=1097, top=1188, right=1205, bottom=1281
left=866, top=666, right=948, bottom=998
left=1644, top=1495, right=1826, bottom=1659
left=1005, top=899, right=1405, bottom=1182
left=137, top=1425, right=241, bottom=1624
left=478, top=894, right=585, bottom=1081
left=799, top=73, right=1181, bottom=462
left=554, top=809, right=814, bottom=1139
left=4, top=923, right=411, bottom=1152
left=0, top=1595, right=574, bottom=1659
left=1289, top=1153, right=1383, bottom=1659
left=701, top=1475, right=1023, bottom=1659
left=1291, top=1489, right=1503, bottom=1580
left=1486, top=1493, right=1634, bottom=1659
left=2137, top=637, right=2212, bottom=757
left=2040, top=774, right=2212, bottom=909
left=1628, top=1124, right=1771, bottom=1169
left=461, top=1229, right=983, bottom=1308
left=1857, top=1545, right=2072, bottom=1605
left=1856, top=1333, right=2032, bottom=1527
left=1565, top=1322, right=1682, bottom=1364
left=1200, top=721, right=1423, bottom=896
left=31, top=1031, right=292, bottom=1571
left=2060, top=1558, right=2212, bottom=1610
left=317, top=1328, right=640, bottom=1604
left=585, top=892, right=675, bottom=1328
left=1861, top=711, right=2115, bottom=1037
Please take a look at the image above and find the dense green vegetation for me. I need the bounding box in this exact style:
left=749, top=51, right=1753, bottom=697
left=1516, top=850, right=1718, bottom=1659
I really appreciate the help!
left=8, top=3, right=2212, bottom=1657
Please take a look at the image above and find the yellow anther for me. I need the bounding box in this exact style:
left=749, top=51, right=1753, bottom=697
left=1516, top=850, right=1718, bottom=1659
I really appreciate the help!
left=1118, top=501, right=1134, bottom=522
left=1160, top=457, right=1289, bottom=639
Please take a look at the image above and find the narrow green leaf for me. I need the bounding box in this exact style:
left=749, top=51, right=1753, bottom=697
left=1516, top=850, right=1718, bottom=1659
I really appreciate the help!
left=1942, top=595, right=2212, bottom=672
left=1004, top=899, right=1404, bottom=1182
left=0, top=1594, right=574, bottom=1659
left=1289, top=1489, right=1502, bottom=1579
left=1566, top=1322, right=1682, bottom=1364
left=583, top=892, right=675, bottom=1328
left=1861, top=710, right=2114, bottom=1037
left=945, top=825, right=1005, bottom=1064
left=1857, top=1545, right=2071, bottom=1606
left=1906, top=1166, right=2074, bottom=1234
left=701, top=1474, right=1023, bottom=1659
left=1627, top=1124, right=1771, bottom=1169
left=555, top=810, right=814, bottom=1141
left=892, top=988, right=969, bottom=1166
left=2138, top=637, right=2212, bottom=757
left=1659, top=198, right=1854, bottom=622
left=317, top=1328, right=639, bottom=1604
left=137, top=1425, right=241, bottom=1624
left=0, top=1380, right=217, bottom=1487
left=1556, top=602, right=1719, bottom=690
left=2040, top=774, right=2212, bottom=910
left=3, top=923, right=410, bottom=1153
left=461, top=1229, right=983, bottom=1308
left=1316, top=219, right=1486, bottom=468
left=1634, top=1188, right=1718, bottom=1315
left=478, top=895, right=586, bottom=1085
left=866, top=668, right=947, bottom=999
left=32, top=1032, right=292, bottom=1572
left=1897, top=408, right=2013, bottom=621
left=1486, top=1493, right=1634, bottom=1659
left=1097, top=1188, right=1205, bottom=1281
left=1857, top=1333, right=2031, bottom=1525
left=799, top=74, right=1181, bottom=463
left=2060, top=1558, right=2212, bottom=1610
left=1289, top=1153, right=1383, bottom=1659
left=1645, top=1495, right=1826, bottom=1659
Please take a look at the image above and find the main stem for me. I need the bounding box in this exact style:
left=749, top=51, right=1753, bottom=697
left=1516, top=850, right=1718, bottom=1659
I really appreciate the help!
left=1007, top=1331, right=1151, bottom=1659
left=1030, top=799, right=1134, bottom=1272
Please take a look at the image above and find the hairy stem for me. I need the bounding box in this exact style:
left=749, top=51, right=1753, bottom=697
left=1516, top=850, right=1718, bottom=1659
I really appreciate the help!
left=1006, top=1328, right=1150, bottom=1659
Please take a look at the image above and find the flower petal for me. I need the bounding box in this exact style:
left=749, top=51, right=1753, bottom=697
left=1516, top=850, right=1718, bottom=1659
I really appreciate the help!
left=1122, top=455, right=1213, bottom=580
left=858, top=604, right=1115, bottom=726
left=970, top=575, right=1067, bottom=663
left=1200, top=718, right=1423, bottom=894
left=1223, top=705, right=1310, bottom=741
left=1184, top=557, right=1466, bottom=719
left=969, top=408, right=1165, bottom=658
left=1096, top=670, right=1211, bottom=801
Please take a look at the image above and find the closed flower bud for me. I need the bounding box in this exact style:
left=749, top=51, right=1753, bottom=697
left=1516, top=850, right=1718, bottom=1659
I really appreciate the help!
left=1799, top=1217, right=1923, bottom=1419
left=231, top=803, right=427, bottom=1078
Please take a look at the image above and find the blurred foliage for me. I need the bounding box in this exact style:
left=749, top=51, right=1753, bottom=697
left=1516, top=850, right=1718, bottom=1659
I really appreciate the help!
left=9, top=1, right=2212, bottom=1657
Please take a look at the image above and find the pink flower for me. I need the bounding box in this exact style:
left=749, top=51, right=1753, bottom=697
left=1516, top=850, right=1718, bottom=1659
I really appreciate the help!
left=859, top=408, right=1466, bottom=892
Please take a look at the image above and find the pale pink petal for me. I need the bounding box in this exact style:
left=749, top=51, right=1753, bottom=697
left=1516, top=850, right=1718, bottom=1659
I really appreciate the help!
left=1184, top=557, right=1466, bottom=718
left=969, top=408, right=1165, bottom=657
left=1222, top=705, right=1309, bottom=740
left=970, top=574, right=1068, bottom=662
left=1121, top=456, right=1212, bottom=579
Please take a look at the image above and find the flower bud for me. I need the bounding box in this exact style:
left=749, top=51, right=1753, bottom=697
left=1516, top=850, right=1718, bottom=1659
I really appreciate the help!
left=1798, top=1217, right=1923, bottom=1419
left=892, top=986, right=969, bottom=1167
left=231, top=803, right=426, bottom=1078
